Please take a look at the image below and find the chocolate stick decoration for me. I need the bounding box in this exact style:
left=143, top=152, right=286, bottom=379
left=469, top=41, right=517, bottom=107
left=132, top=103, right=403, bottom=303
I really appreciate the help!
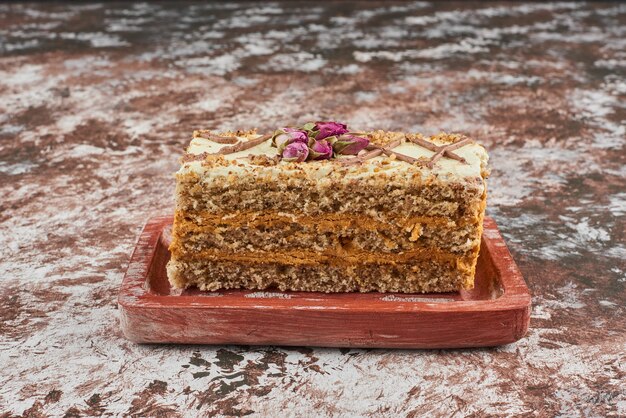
left=204, top=135, right=238, bottom=144
left=193, top=130, right=239, bottom=144
left=214, top=133, right=273, bottom=155
left=367, top=139, right=419, bottom=164
left=425, top=137, right=472, bottom=168
left=406, top=136, right=467, bottom=164
left=342, top=139, right=405, bottom=166
left=343, top=135, right=472, bottom=167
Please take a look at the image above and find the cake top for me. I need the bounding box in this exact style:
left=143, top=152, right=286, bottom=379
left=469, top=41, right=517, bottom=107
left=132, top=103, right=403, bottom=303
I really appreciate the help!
left=178, top=122, right=489, bottom=184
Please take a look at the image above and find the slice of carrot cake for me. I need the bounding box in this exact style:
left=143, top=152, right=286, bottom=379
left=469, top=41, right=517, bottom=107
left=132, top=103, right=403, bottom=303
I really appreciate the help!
left=167, top=122, right=489, bottom=293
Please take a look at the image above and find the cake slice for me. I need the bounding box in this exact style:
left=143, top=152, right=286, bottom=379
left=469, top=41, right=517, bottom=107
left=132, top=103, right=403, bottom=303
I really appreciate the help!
left=167, top=122, right=489, bottom=293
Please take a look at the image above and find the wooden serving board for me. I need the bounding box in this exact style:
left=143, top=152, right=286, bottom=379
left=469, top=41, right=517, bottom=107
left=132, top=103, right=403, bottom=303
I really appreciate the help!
left=118, top=216, right=531, bottom=348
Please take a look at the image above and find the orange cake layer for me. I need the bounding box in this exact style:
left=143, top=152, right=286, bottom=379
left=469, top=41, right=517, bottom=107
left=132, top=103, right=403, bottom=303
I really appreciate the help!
left=170, top=210, right=484, bottom=255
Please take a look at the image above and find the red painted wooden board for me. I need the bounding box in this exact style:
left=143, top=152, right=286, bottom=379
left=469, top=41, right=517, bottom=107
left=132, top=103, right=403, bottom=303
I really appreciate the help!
left=118, top=216, right=531, bottom=348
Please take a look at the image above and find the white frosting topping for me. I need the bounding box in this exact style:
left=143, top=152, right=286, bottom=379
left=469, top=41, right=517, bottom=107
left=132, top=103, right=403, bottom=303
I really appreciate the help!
left=178, top=133, right=489, bottom=186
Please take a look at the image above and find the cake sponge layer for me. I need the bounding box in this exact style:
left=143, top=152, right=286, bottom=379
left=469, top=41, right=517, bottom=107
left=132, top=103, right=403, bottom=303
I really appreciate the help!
left=167, top=258, right=471, bottom=293
left=175, top=173, right=485, bottom=220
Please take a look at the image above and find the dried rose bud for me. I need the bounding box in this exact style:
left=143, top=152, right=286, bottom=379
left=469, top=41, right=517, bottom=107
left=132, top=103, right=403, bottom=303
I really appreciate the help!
left=333, top=135, right=370, bottom=155
left=282, top=141, right=309, bottom=162
left=308, top=139, right=333, bottom=160
left=284, top=128, right=309, bottom=139
left=314, top=121, right=348, bottom=140
left=273, top=128, right=309, bottom=152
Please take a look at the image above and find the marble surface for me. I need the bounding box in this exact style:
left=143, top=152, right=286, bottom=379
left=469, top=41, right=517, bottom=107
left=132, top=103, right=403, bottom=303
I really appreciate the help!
left=1, top=2, right=624, bottom=416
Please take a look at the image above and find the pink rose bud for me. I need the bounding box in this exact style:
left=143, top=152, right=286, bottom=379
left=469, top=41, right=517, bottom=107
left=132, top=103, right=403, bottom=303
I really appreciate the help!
left=333, top=135, right=369, bottom=155
left=284, top=128, right=309, bottom=142
left=314, top=121, right=348, bottom=140
left=308, top=139, right=333, bottom=160
left=274, top=128, right=309, bottom=152
left=282, top=141, right=309, bottom=162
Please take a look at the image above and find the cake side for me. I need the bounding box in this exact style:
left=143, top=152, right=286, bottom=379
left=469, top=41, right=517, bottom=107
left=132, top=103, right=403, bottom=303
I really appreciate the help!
left=167, top=126, right=488, bottom=293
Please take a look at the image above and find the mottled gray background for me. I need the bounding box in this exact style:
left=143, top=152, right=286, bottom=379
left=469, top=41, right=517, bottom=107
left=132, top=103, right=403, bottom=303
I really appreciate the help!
left=0, top=2, right=624, bottom=417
